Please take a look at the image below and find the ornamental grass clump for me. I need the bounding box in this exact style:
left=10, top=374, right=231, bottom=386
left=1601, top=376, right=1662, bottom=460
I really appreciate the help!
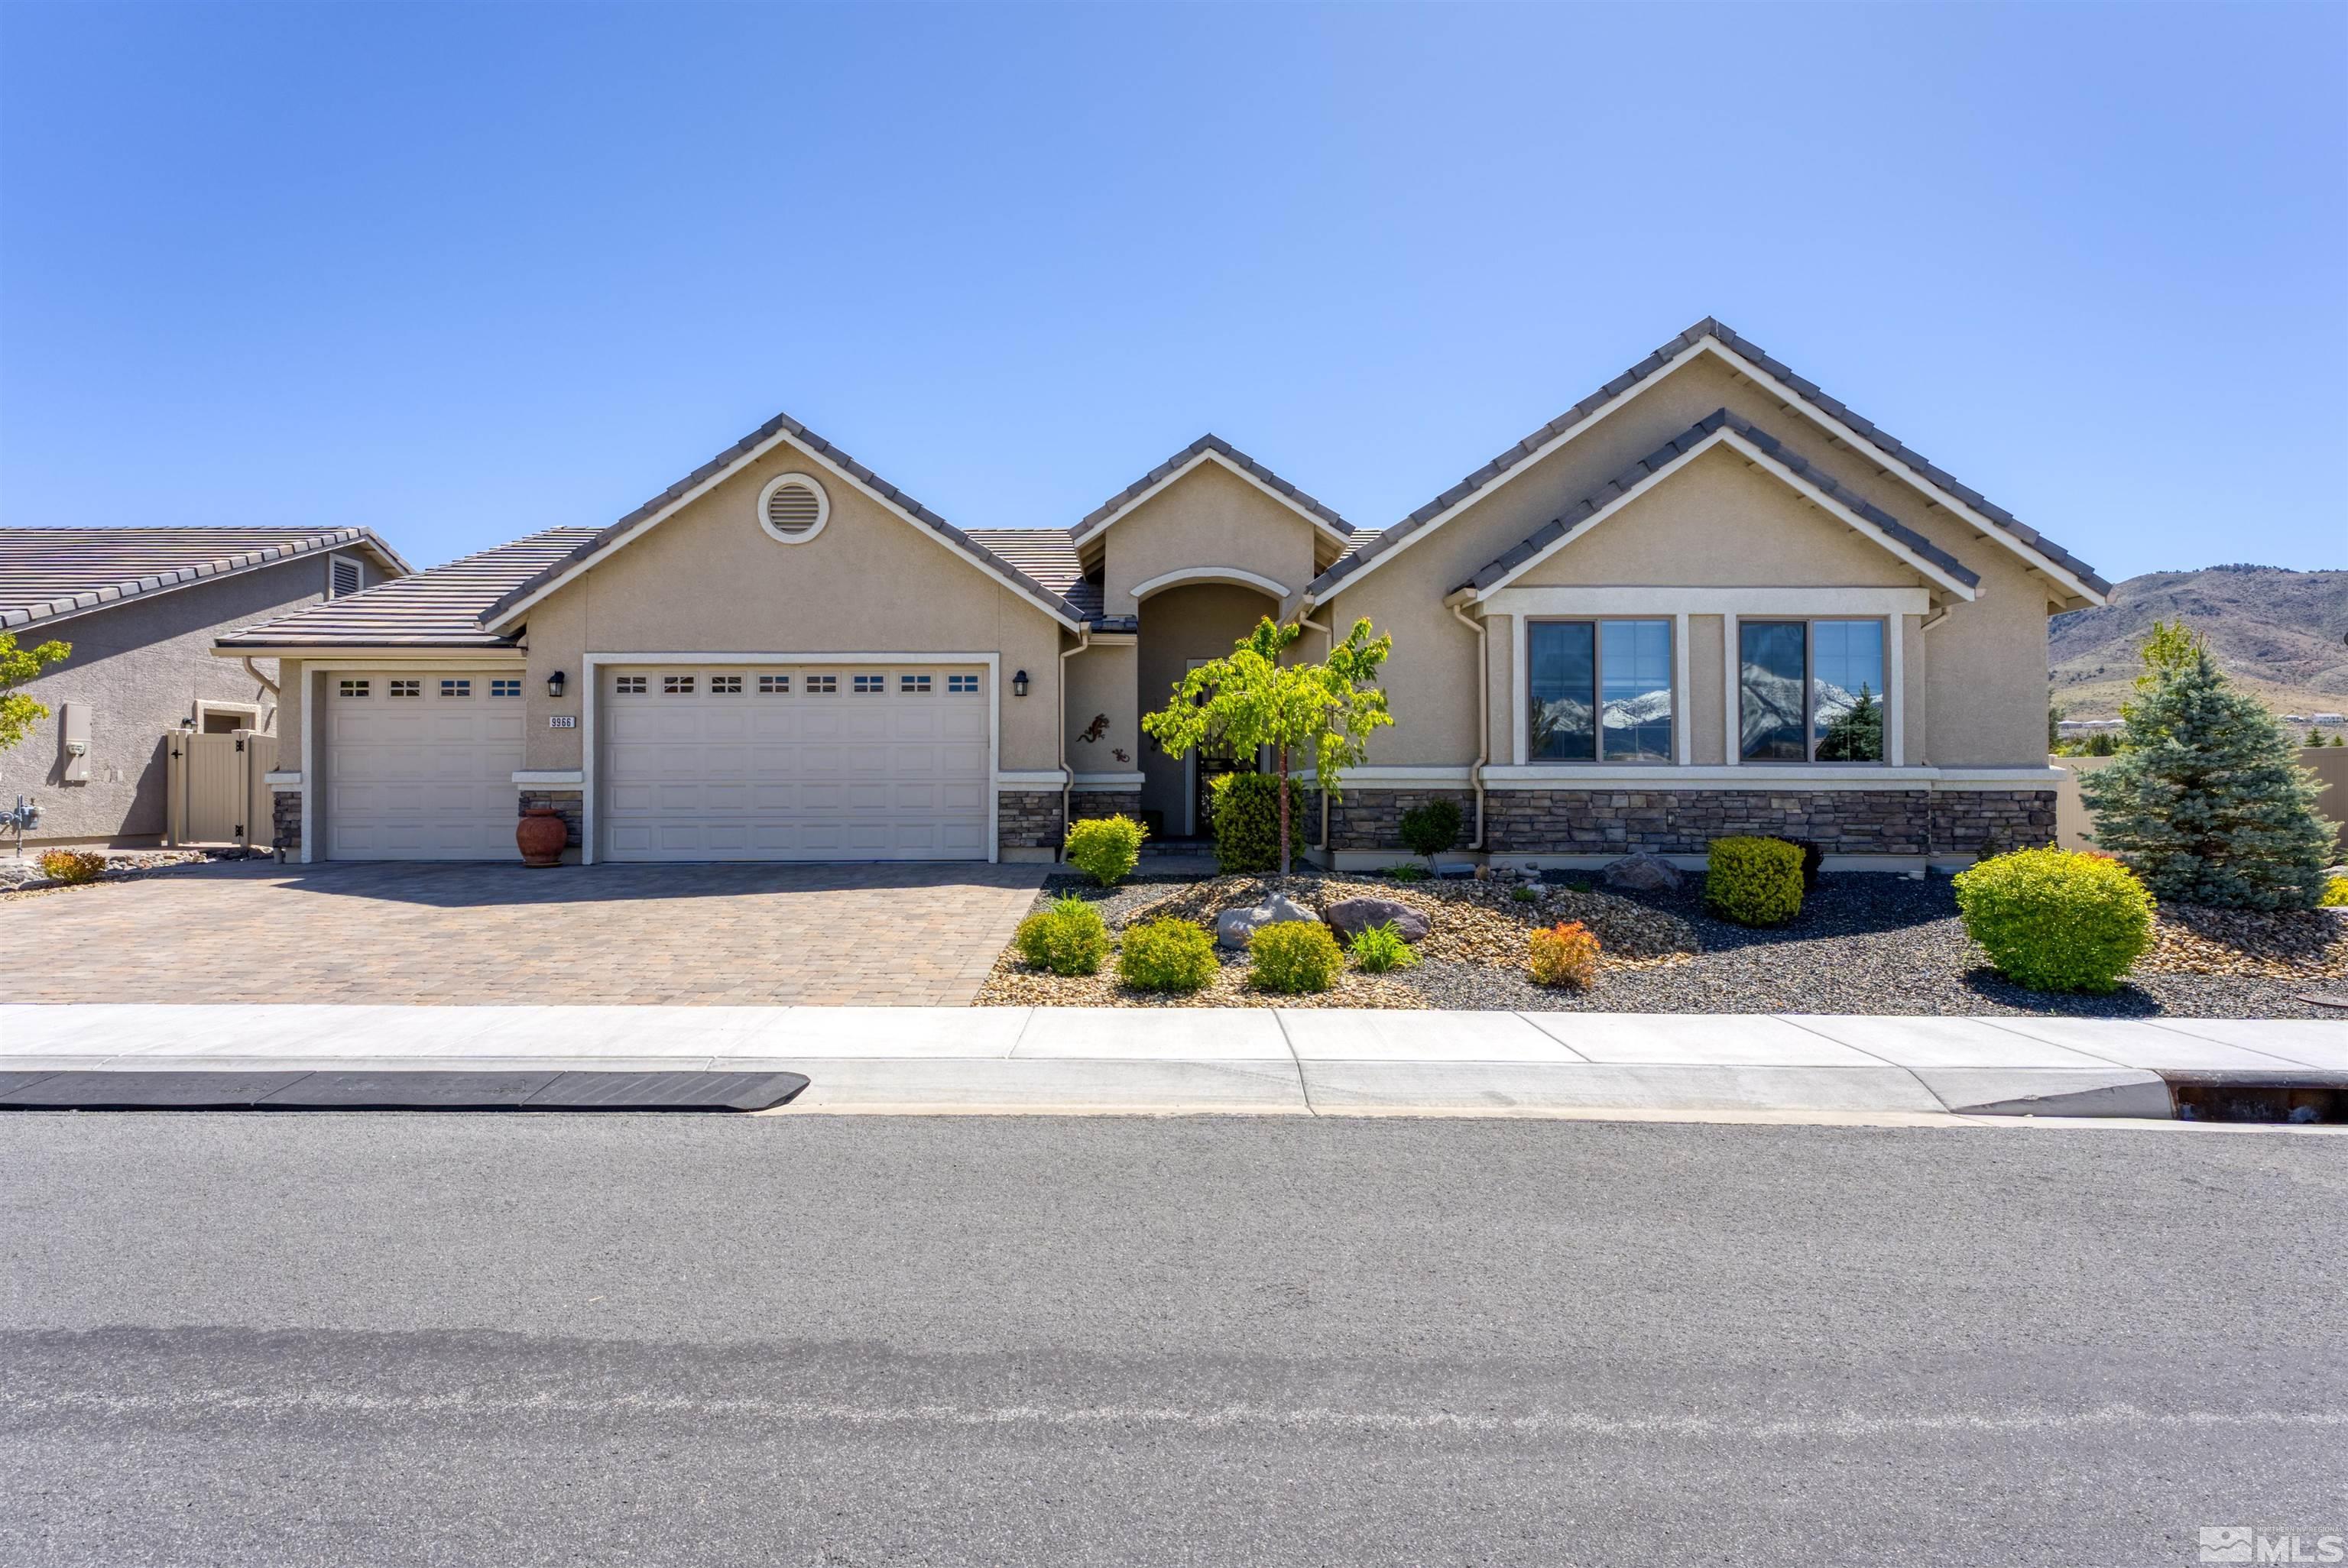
left=1952, top=847, right=2155, bottom=994
left=1249, top=920, right=1343, bottom=994
left=1348, top=921, right=1419, bottom=974
left=1013, top=895, right=1111, bottom=977
left=1704, top=836, right=1805, bottom=927
left=34, top=849, right=104, bottom=885
left=1064, top=814, right=1146, bottom=887
left=1527, top=920, right=1601, bottom=987
left=1117, top=918, right=1218, bottom=993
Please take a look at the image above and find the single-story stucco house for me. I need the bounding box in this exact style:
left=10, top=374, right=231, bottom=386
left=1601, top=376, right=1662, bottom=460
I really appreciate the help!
left=2, top=527, right=408, bottom=846
left=216, top=318, right=2107, bottom=870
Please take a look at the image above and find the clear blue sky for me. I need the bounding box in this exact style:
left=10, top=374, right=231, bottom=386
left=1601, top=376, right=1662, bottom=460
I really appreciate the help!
left=3, top=2, right=2341, bottom=580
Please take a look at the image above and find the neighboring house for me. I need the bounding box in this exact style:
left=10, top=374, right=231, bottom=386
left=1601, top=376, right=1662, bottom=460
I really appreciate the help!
left=219, top=318, right=2106, bottom=870
left=2, top=528, right=410, bottom=845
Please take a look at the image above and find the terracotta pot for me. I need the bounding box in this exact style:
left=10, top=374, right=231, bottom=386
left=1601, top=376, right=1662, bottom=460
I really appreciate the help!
left=516, top=805, right=568, bottom=867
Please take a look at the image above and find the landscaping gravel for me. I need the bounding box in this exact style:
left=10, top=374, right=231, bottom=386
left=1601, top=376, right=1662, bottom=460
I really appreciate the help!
left=981, top=868, right=2348, bottom=1019
left=0, top=847, right=261, bottom=897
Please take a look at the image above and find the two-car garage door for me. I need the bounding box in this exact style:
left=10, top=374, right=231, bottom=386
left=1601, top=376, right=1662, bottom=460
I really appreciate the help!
left=599, top=664, right=990, bottom=862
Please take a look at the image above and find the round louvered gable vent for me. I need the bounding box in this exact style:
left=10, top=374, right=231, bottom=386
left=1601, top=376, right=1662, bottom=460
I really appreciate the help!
left=757, top=473, right=831, bottom=544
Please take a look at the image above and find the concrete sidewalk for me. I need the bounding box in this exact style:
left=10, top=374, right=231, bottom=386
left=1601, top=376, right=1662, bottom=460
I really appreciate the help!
left=5, top=1005, right=2341, bottom=1120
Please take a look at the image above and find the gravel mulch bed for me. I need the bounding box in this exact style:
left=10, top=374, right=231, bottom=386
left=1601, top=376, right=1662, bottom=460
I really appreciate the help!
left=977, top=868, right=2348, bottom=1019
left=0, top=847, right=264, bottom=899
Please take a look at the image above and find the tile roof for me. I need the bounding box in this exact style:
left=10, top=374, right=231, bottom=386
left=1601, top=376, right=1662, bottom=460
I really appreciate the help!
left=482, top=411, right=1088, bottom=629
left=217, top=528, right=602, bottom=648
left=1310, top=317, right=2108, bottom=601
left=1452, top=410, right=1981, bottom=597
left=1, top=527, right=410, bottom=632
left=1074, top=434, right=1354, bottom=541
left=962, top=529, right=1112, bottom=621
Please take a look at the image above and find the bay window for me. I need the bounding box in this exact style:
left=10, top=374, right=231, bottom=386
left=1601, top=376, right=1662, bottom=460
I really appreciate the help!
left=1738, top=618, right=1886, bottom=763
left=1529, top=619, right=1672, bottom=763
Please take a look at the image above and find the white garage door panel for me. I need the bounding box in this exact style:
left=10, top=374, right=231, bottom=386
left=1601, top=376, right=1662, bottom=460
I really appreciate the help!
left=324, top=674, right=524, bottom=860
left=601, top=664, right=990, bottom=862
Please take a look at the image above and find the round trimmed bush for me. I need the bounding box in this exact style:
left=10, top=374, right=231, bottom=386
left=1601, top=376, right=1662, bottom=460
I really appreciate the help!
left=1013, top=895, right=1111, bottom=977
left=1398, top=799, right=1462, bottom=866
left=1118, top=918, right=1218, bottom=993
left=1064, top=813, right=1146, bottom=886
left=1248, top=920, right=1342, bottom=994
left=1207, top=772, right=1307, bottom=873
left=1704, top=836, right=1805, bottom=927
left=1953, top=847, right=2155, bottom=993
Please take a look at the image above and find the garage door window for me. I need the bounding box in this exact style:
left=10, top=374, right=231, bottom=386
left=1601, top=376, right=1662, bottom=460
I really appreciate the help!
left=615, top=675, right=646, bottom=695
left=388, top=680, right=420, bottom=698
left=339, top=679, right=370, bottom=698
left=807, top=675, right=838, bottom=695
left=852, top=675, right=885, bottom=695
left=900, top=674, right=932, bottom=694
left=663, top=675, right=696, bottom=695
left=491, top=679, right=521, bottom=698
left=711, top=675, right=743, bottom=695
left=758, top=674, right=790, bottom=694
left=948, top=674, right=980, bottom=695
left=440, top=679, right=472, bottom=698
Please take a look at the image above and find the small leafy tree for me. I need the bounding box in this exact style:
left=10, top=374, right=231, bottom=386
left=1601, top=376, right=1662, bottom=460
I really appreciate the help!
left=1142, top=616, right=1393, bottom=876
left=2080, top=646, right=2332, bottom=909
left=1, top=631, right=72, bottom=753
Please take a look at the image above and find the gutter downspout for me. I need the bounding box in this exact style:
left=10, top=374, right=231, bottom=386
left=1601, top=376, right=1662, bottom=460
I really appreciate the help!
left=1448, top=598, right=1488, bottom=852
left=1917, top=603, right=1952, bottom=864
left=1293, top=600, right=1334, bottom=855
left=242, top=656, right=282, bottom=734
left=1058, top=626, right=1090, bottom=859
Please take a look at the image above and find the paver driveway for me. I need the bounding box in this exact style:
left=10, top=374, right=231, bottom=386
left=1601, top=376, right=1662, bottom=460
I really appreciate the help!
left=1, top=861, right=1046, bottom=1006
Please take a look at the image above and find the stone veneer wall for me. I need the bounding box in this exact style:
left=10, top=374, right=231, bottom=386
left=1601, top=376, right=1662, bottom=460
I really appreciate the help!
left=1071, top=790, right=1143, bottom=824
left=519, top=790, right=584, bottom=849
left=1325, top=789, right=1480, bottom=853
left=1328, top=787, right=2053, bottom=858
left=997, top=790, right=1062, bottom=854
left=271, top=789, right=301, bottom=854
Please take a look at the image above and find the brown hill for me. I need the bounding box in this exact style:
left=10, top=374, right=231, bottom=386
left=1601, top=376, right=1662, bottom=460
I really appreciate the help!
left=2049, top=565, right=2348, bottom=722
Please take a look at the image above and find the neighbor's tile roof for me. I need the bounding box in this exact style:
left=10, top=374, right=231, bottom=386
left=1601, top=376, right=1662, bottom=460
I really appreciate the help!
left=482, top=411, right=1089, bottom=629
left=1075, top=434, right=1354, bottom=540
left=1312, top=316, right=2108, bottom=601
left=1452, top=410, right=1981, bottom=596
left=217, top=528, right=602, bottom=648
left=1, top=526, right=410, bottom=632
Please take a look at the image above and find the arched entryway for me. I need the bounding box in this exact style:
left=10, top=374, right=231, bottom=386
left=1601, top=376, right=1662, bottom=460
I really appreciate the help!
left=1134, top=579, right=1281, bottom=837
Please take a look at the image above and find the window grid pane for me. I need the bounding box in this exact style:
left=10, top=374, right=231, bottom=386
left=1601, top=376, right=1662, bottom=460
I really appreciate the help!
left=1526, top=622, right=1596, bottom=760
left=615, top=675, right=646, bottom=695
left=1811, top=620, right=1886, bottom=763
left=853, top=674, right=884, bottom=694
left=1600, top=620, right=1673, bottom=763
left=439, top=679, right=472, bottom=698
left=758, top=674, right=790, bottom=694
left=806, top=675, right=838, bottom=695
left=490, top=679, right=521, bottom=698
left=710, top=675, right=743, bottom=694
left=948, top=673, right=979, bottom=694
left=1739, top=622, right=1808, bottom=762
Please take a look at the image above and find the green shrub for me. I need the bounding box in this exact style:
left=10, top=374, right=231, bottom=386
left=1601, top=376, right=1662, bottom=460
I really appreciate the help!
left=1348, top=922, right=1419, bottom=974
left=1013, top=895, right=1110, bottom=977
left=1118, top=918, right=1218, bottom=993
left=1208, top=772, right=1307, bottom=873
left=1064, top=814, right=1146, bottom=886
left=1953, top=847, right=2155, bottom=993
left=1398, top=799, right=1462, bottom=867
left=1566, top=879, right=1594, bottom=894
left=1704, top=837, right=1805, bottom=927
left=1383, top=863, right=1430, bottom=883
left=35, top=849, right=105, bottom=885
left=2321, top=875, right=2348, bottom=909
left=1510, top=883, right=1539, bottom=904
left=1249, top=920, right=1342, bottom=993
left=1773, top=837, right=1824, bottom=892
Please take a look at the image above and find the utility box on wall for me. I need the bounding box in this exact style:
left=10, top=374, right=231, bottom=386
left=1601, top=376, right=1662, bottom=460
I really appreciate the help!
left=59, top=703, right=92, bottom=784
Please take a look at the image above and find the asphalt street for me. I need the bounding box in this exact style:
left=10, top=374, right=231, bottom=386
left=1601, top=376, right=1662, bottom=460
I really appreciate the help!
left=2, top=1113, right=2341, bottom=1566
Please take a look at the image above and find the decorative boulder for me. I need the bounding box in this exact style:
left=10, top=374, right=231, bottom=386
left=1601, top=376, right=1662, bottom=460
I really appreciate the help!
left=1321, top=896, right=1432, bottom=944
left=1215, top=893, right=1320, bottom=949
left=1601, top=853, right=1684, bottom=893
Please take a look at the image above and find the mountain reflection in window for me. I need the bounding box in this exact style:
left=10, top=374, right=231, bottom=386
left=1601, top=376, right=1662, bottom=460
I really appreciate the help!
left=1740, top=619, right=1886, bottom=763
left=1529, top=620, right=1672, bottom=763
left=1739, top=621, right=1808, bottom=761
left=1812, top=620, right=1885, bottom=762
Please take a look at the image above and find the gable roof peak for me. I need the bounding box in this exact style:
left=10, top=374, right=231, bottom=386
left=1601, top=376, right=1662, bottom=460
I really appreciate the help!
left=1073, top=432, right=1353, bottom=543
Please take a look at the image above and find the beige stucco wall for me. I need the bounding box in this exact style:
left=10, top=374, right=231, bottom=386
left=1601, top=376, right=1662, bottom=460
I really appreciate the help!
left=1065, top=638, right=1138, bottom=775
left=512, top=439, right=1070, bottom=773
left=1688, top=614, right=1726, bottom=765
left=1325, top=352, right=2068, bottom=769
left=1100, top=460, right=1321, bottom=618
left=1134, top=581, right=1283, bottom=832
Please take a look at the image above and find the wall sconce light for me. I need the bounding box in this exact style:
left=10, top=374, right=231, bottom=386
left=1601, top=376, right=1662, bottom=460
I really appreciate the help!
left=1011, top=669, right=1030, bottom=698
left=546, top=670, right=567, bottom=699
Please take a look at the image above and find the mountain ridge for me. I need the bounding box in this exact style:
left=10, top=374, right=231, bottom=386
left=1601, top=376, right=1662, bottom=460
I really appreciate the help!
left=2049, top=565, right=2348, bottom=721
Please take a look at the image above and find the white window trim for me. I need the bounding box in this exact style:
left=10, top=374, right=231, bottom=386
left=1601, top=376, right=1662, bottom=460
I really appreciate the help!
left=1483, top=764, right=2051, bottom=789
left=1500, top=591, right=1919, bottom=771
left=326, top=552, right=365, bottom=598
left=193, top=698, right=268, bottom=733
left=755, top=472, right=831, bottom=546
left=1127, top=565, right=1290, bottom=601
left=579, top=653, right=1003, bottom=866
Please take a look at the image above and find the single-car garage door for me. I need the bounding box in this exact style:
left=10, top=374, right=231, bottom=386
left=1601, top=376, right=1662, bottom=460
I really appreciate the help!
left=600, top=664, right=989, bottom=861
left=324, top=672, right=526, bottom=860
